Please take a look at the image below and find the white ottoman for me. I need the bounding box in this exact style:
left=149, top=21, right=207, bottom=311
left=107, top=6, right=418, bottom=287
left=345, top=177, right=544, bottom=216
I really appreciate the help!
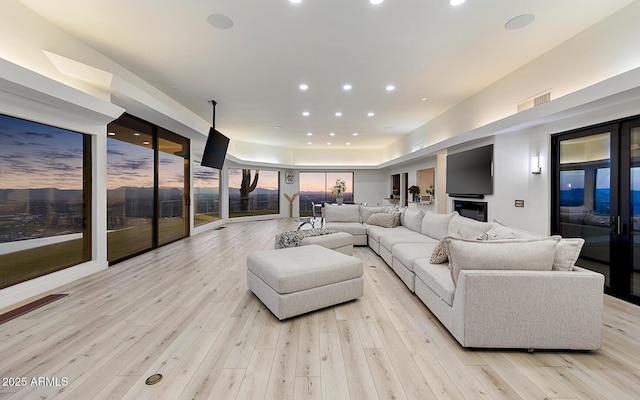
left=247, top=245, right=364, bottom=320
left=301, top=231, right=353, bottom=255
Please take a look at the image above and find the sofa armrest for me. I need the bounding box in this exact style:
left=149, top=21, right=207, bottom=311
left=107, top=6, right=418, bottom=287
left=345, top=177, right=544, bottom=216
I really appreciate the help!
left=450, top=267, right=604, bottom=350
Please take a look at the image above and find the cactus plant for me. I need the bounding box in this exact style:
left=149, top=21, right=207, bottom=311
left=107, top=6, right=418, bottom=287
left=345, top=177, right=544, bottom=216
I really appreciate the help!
left=240, top=169, right=259, bottom=211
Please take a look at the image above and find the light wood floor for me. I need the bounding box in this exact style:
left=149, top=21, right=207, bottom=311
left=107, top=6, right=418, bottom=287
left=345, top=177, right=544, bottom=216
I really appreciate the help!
left=2, top=218, right=640, bottom=400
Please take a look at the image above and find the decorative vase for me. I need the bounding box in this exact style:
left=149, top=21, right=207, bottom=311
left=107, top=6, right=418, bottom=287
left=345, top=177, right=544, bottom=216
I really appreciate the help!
left=336, top=197, right=344, bottom=205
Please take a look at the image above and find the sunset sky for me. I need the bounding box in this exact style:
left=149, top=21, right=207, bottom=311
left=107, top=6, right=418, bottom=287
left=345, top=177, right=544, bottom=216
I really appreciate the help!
left=0, top=115, right=84, bottom=191
left=1, top=114, right=353, bottom=195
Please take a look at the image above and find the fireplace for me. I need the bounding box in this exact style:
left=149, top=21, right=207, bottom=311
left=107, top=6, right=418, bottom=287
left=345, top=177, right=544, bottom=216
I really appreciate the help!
left=453, top=200, right=488, bottom=222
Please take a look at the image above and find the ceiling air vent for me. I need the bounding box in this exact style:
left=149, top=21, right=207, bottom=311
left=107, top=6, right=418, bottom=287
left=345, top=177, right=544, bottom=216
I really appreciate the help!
left=517, top=91, right=551, bottom=113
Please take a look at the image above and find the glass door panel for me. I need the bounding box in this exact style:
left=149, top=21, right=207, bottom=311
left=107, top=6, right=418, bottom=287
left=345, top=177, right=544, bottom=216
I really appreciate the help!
left=559, top=132, right=612, bottom=287
left=630, top=127, right=640, bottom=297
left=106, top=122, right=155, bottom=262
left=157, top=130, right=188, bottom=246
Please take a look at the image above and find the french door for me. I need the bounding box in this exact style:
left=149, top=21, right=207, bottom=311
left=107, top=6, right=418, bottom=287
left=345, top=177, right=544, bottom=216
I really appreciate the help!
left=552, top=116, right=640, bottom=304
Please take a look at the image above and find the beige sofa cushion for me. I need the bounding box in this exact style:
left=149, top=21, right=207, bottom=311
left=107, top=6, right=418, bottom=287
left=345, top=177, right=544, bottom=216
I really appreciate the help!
left=392, top=242, right=437, bottom=272
left=414, top=260, right=455, bottom=306
left=448, top=214, right=493, bottom=239
left=324, top=222, right=367, bottom=236
left=379, top=229, right=433, bottom=252
left=553, top=238, right=585, bottom=271
left=421, top=212, right=457, bottom=240
left=447, top=237, right=557, bottom=285
left=402, top=208, right=424, bottom=233
left=325, top=204, right=360, bottom=223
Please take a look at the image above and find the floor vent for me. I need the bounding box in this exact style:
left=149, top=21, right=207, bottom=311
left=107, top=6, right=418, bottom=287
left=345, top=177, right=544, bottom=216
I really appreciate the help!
left=517, top=91, right=551, bottom=112
left=214, top=226, right=226, bottom=230
left=0, top=294, right=68, bottom=325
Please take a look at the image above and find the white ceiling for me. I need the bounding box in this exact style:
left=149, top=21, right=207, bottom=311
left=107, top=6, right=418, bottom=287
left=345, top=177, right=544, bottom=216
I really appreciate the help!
left=20, top=0, right=635, bottom=150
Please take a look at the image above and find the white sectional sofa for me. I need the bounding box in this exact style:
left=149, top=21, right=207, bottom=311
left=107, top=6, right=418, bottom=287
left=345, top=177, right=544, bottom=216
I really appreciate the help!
left=323, top=204, right=605, bottom=350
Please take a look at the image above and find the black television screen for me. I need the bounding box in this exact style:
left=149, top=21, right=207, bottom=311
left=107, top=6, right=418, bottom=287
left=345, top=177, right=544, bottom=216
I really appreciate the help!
left=446, top=144, right=493, bottom=196
left=201, top=127, right=229, bottom=169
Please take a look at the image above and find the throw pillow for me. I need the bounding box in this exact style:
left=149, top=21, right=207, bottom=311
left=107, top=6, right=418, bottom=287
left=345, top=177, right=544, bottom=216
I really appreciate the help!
left=360, top=206, right=384, bottom=223
left=383, top=206, right=401, bottom=227
left=491, top=220, right=546, bottom=239
left=447, top=237, right=558, bottom=285
left=553, top=238, right=585, bottom=271
left=476, top=225, right=517, bottom=240
left=430, top=231, right=461, bottom=264
left=366, top=213, right=397, bottom=228
left=430, top=239, right=449, bottom=264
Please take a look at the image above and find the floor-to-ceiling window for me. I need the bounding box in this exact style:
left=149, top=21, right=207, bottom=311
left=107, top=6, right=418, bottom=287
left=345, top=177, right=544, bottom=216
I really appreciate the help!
left=106, top=117, right=154, bottom=262
left=193, top=160, right=220, bottom=226
left=298, top=172, right=354, bottom=216
left=0, top=114, right=91, bottom=288
left=552, top=117, right=640, bottom=304
left=107, top=114, right=189, bottom=263
left=228, top=169, right=279, bottom=217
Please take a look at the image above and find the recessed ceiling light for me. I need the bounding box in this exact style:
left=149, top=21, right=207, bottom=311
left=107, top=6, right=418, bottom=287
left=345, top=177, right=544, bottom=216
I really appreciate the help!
left=207, top=14, right=234, bottom=30
left=370, top=0, right=384, bottom=4
left=307, top=132, right=313, bottom=136
left=505, top=14, right=535, bottom=30
left=327, top=142, right=332, bottom=145
left=330, top=132, right=336, bottom=136
left=449, top=0, right=465, bottom=6
left=299, top=83, right=308, bottom=90
left=143, top=141, right=150, bottom=145
left=307, top=142, right=312, bottom=145
left=367, top=112, right=375, bottom=117
left=273, top=125, right=283, bottom=129
left=421, top=97, right=428, bottom=101
left=343, top=84, right=352, bottom=91
left=133, top=132, right=141, bottom=136
left=290, top=0, right=302, bottom=3
left=385, top=85, right=395, bottom=91
left=108, top=132, right=116, bottom=136
left=353, top=132, right=358, bottom=136
left=335, top=112, right=342, bottom=117
left=302, top=111, right=310, bottom=116
left=346, top=142, right=351, bottom=146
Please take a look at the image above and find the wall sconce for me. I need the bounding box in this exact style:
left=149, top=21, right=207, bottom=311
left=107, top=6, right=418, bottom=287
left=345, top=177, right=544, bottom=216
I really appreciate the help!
left=531, top=156, right=541, bottom=174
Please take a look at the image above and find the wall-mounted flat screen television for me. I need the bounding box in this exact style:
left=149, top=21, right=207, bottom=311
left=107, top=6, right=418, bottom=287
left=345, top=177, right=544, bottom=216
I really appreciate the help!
left=200, top=127, right=229, bottom=169
left=446, top=144, right=493, bottom=197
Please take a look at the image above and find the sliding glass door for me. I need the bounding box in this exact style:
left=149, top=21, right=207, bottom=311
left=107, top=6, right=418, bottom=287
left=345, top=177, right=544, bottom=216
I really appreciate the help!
left=552, top=116, right=640, bottom=304
left=107, top=114, right=189, bottom=263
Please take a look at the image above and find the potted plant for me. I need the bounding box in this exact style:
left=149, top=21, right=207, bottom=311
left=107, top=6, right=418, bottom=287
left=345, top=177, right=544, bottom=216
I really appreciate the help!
left=332, top=179, right=346, bottom=205
left=408, top=185, right=420, bottom=202
left=423, top=184, right=435, bottom=203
